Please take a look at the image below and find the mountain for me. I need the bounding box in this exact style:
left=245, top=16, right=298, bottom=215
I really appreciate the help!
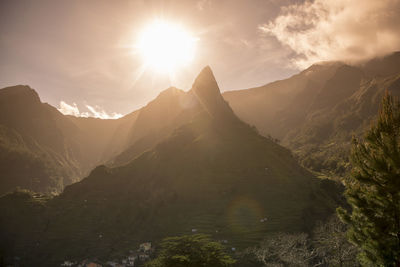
left=112, top=66, right=241, bottom=166
left=0, top=85, right=83, bottom=194
left=3, top=52, right=398, bottom=195
left=0, top=67, right=340, bottom=266
left=0, top=84, right=192, bottom=194
left=3, top=50, right=399, bottom=196
left=223, top=51, right=400, bottom=177
left=0, top=70, right=236, bottom=194
left=0, top=85, right=143, bottom=195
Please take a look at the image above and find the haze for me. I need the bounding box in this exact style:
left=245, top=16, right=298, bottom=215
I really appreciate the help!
left=1, top=0, right=400, bottom=117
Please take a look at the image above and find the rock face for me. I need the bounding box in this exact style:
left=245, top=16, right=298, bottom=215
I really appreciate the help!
left=0, top=67, right=339, bottom=266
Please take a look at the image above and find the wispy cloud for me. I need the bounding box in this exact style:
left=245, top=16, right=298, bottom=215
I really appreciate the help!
left=58, top=101, right=90, bottom=117
left=260, top=0, right=400, bottom=68
left=58, top=101, right=122, bottom=119
left=85, top=104, right=123, bottom=119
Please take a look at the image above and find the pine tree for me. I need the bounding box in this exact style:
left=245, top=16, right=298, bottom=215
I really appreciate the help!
left=337, top=92, right=400, bottom=266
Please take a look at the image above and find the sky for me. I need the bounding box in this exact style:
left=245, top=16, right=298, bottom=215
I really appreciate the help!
left=1, top=0, right=400, bottom=118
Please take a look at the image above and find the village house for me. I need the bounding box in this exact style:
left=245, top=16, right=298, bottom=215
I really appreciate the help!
left=127, top=255, right=136, bottom=266
left=139, top=242, right=152, bottom=252
left=61, top=260, right=76, bottom=266
left=138, top=253, right=150, bottom=261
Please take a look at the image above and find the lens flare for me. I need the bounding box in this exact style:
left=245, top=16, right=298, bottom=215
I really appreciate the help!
left=226, top=196, right=265, bottom=233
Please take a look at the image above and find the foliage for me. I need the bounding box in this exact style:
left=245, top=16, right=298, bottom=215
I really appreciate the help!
left=338, top=92, right=400, bottom=266
left=296, top=143, right=351, bottom=179
left=235, top=215, right=358, bottom=267
left=145, top=234, right=235, bottom=267
left=252, top=233, right=314, bottom=266
left=235, top=233, right=314, bottom=267
left=313, top=216, right=359, bottom=266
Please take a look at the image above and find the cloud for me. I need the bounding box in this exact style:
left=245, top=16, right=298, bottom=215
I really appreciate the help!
left=58, top=101, right=89, bottom=117
left=260, top=0, right=400, bottom=68
left=85, top=105, right=123, bottom=119
left=58, top=101, right=122, bottom=119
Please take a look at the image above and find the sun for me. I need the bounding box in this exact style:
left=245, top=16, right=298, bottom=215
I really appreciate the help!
left=137, top=20, right=197, bottom=73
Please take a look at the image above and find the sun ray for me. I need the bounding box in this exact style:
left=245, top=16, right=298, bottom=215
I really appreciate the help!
left=135, top=20, right=197, bottom=74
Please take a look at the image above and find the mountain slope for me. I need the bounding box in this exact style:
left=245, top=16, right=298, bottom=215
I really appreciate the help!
left=0, top=86, right=84, bottom=194
left=0, top=85, right=145, bottom=194
left=0, top=67, right=340, bottom=266
left=111, top=87, right=198, bottom=166
left=223, top=62, right=342, bottom=138
left=112, top=66, right=242, bottom=166
left=0, top=80, right=219, bottom=193
left=223, top=51, right=400, bottom=177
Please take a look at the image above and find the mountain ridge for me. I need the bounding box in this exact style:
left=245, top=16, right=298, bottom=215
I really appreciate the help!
left=1, top=51, right=399, bottom=193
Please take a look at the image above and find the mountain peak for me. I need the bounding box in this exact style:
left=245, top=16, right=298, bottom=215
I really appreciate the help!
left=192, top=66, right=219, bottom=94
left=195, top=65, right=214, bottom=79
left=0, top=85, right=41, bottom=104
left=191, top=66, right=235, bottom=120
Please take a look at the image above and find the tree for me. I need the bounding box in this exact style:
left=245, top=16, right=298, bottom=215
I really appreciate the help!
left=313, top=216, right=359, bottom=267
left=145, top=234, right=235, bottom=267
left=234, top=217, right=358, bottom=267
left=337, top=92, right=400, bottom=266
left=238, top=233, right=315, bottom=266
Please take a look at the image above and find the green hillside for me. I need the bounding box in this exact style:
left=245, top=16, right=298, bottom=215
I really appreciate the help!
left=0, top=67, right=340, bottom=266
